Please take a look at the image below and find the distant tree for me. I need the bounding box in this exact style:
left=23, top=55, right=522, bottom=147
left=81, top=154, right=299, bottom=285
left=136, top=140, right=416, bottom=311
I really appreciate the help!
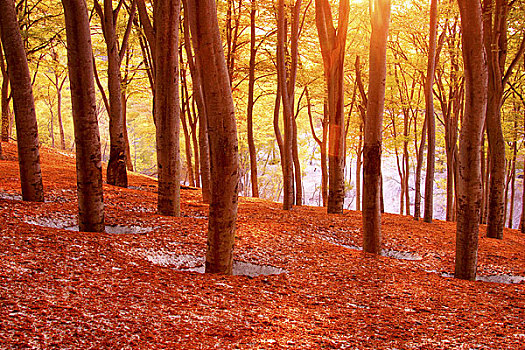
left=362, top=0, right=390, bottom=254
left=454, top=0, right=487, bottom=280
left=247, top=0, right=259, bottom=198
left=61, top=0, right=105, bottom=232
left=187, top=0, right=239, bottom=274
left=154, top=0, right=181, bottom=216
left=0, top=0, right=44, bottom=202
left=315, top=0, right=350, bottom=214
left=93, top=0, right=137, bottom=188
left=423, top=0, right=438, bottom=223
left=181, top=0, right=211, bottom=203
left=0, top=44, right=11, bottom=142
left=482, top=0, right=525, bottom=239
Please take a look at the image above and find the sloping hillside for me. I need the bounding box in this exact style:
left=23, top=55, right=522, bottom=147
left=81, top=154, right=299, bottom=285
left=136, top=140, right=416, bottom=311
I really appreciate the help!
left=1, top=142, right=524, bottom=349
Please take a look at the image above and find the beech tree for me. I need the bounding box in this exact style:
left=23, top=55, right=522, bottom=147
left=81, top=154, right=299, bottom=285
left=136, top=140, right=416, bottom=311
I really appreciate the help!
left=276, top=0, right=301, bottom=210
left=423, top=0, right=438, bottom=223
left=0, top=44, right=11, bottom=142
left=482, top=0, right=525, bottom=239
left=62, top=0, right=105, bottom=232
left=93, top=0, right=137, bottom=188
left=315, top=0, right=350, bottom=214
left=454, top=0, right=487, bottom=280
left=362, top=0, right=390, bottom=254
left=247, top=0, right=259, bottom=198
left=0, top=0, right=44, bottom=202
left=187, top=0, right=239, bottom=274
left=155, top=0, right=181, bottom=216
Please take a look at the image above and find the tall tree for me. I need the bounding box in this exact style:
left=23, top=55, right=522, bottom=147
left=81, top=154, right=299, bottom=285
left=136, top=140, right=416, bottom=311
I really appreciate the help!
left=182, top=0, right=211, bottom=203
left=246, top=0, right=259, bottom=198
left=62, top=0, right=105, bottom=232
left=187, top=0, right=239, bottom=274
left=276, top=0, right=300, bottom=210
left=362, top=0, right=390, bottom=254
left=482, top=0, right=525, bottom=239
left=315, top=0, right=350, bottom=214
left=454, top=0, right=487, bottom=280
left=0, top=44, right=11, bottom=142
left=93, top=0, right=137, bottom=188
left=423, top=0, right=438, bottom=223
left=0, top=0, right=44, bottom=202
left=155, top=0, right=181, bottom=216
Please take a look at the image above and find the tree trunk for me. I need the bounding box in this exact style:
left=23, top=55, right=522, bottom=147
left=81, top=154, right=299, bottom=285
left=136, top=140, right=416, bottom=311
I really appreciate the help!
left=362, top=0, right=390, bottom=254
left=62, top=0, right=105, bottom=232
left=182, top=0, right=211, bottom=203
left=155, top=0, right=181, bottom=216
left=292, top=108, right=302, bottom=205
left=0, top=0, right=44, bottom=202
left=189, top=0, right=239, bottom=274
left=315, top=0, right=350, bottom=214
left=423, top=0, right=438, bottom=223
left=57, top=81, right=66, bottom=150
left=276, top=0, right=296, bottom=211
left=95, top=0, right=129, bottom=188
left=414, top=117, right=427, bottom=220
left=180, top=70, right=195, bottom=187
left=246, top=1, right=259, bottom=198
left=1, top=46, right=11, bottom=142
left=454, top=0, right=487, bottom=281
left=483, top=0, right=507, bottom=240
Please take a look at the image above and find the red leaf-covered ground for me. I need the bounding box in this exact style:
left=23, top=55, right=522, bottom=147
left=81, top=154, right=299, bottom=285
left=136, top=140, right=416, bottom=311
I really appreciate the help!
left=1, top=142, right=524, bottom=349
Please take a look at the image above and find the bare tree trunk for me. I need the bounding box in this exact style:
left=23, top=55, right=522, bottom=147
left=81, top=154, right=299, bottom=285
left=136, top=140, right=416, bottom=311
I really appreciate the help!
left=189, top=0, right=239, bottom=274
left=423, top=0, right=438, bottom=223
left=246, top=1, right=259, bottom=198
left=315, top=0, right=350, bottom=214
left=455, top=0, right=487, bottom=281
left=276, top=0, right=296, bottom=211
left=182, top=0, right=211, bottom=203
left=363, top=0, right=390, bottom=254
left=1, top=46, right=11, bottom=142
left=62, top=0, right=105, bottom=232
left=0, top=0, right=44, bottom=202
left=155, top=0, right=181, bottom=216
left=507, top=118, right=517, bottom=228
left=414, top=117, right=427, bottom=220
left=180, top=69, right=195, bottom=187
left=94, top=0, right=135, bottom=188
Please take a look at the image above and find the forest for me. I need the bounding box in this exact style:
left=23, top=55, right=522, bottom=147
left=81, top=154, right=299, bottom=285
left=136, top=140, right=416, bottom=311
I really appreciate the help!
left=0, top=0, right=524, bottom=347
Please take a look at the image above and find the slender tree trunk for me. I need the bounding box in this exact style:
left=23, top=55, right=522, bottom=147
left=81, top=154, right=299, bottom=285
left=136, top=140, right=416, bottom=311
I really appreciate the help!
left=182, top=0, right=211, bottom=203
left=482, top=0, right=522, bottom=239
left=292, top=109, right=302, bottom=205
left=1, top=46, right=11, bottom=142
left=189, top=0, right=239, bottom=274
left=363, top=0, right=390, bottom=254
left=455, top=0, right=487, bottom=281
left=246, top=1, right=259, bottom=198
left=155, top=0, right=181, bottom=216
left=276, top=0, right=296, bottom=211
left=189, top=99, right=200, bottom=187
left=62, top=0, right=105, bottom=232
left=57, top=81, right=66, bottom=150
left=507, top=121, right=517, bottom=228
left=315, top=0, right=350, bottom=214
left=121, top=91, right=133, bottom=171
left=180, top=72, right=195, bottom=187
left=0, top=0, right=44, bottom=202
left=414, top=117, right=427, bottom=220
left=95, top=0, right=129, bottom=188
left=423, top=0, right=438, bottom=223
left=356, top=124, right=362, bottom=211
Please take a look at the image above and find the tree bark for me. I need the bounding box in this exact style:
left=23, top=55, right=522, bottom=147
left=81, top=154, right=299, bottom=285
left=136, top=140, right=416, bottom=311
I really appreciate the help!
left=362, top=0, right=390, bottom=254
left=1, top=45, right=11, bottom=142
left=0, top=0, right=44, bottom=202
left=454, top=0, right=487, bottom=281
left=276, top=0, right=297, bottom=210
left=62, top=0, right=105, bottom=232
left=482, top=0, right=511, bottom=239
left=246, top=1, right=259, bottom=198
left=155, top=0, right=181, bottom=216
left=423, top=0, right=438, bottom=223
left=189, top=0, right=239, bottom=274
left=182, top=0, right=211, bottom=203
left=315, top=0, right=350, bottom=214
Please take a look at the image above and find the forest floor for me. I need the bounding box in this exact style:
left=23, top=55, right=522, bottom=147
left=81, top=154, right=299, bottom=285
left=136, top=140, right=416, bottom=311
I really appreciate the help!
left=0, top=142, right=524, bottom=349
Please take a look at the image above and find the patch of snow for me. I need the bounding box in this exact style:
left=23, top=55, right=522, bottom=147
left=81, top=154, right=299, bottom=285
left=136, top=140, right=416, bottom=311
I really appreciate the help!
left=142, top=250, right=286, bottom=277
left=25, top=216, right=154, bottom=234
left=0, top=192, right=22, bottom=201
left=381, top=249, right=422, bottom=261
left=425, top=270, right=525, bottom=284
